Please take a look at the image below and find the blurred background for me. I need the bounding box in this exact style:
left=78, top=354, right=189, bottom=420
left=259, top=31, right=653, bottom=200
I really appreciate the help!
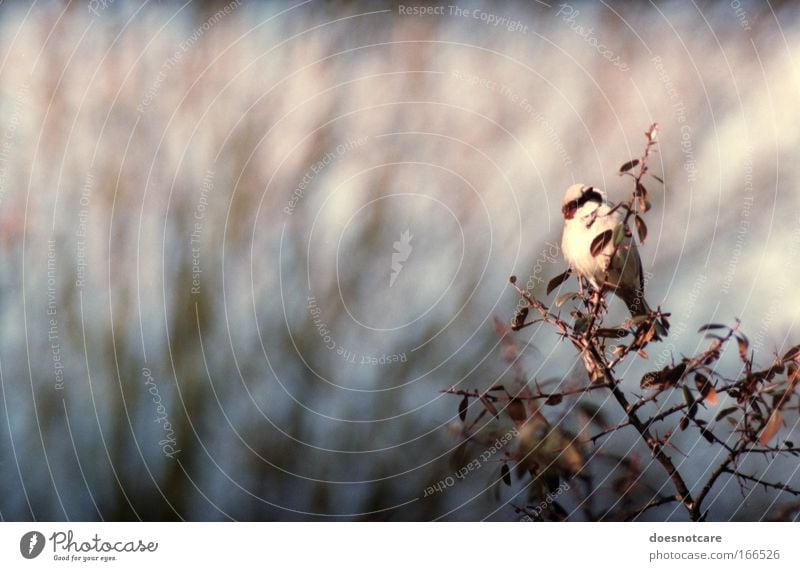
left=0, top=0, right=799, bottom=521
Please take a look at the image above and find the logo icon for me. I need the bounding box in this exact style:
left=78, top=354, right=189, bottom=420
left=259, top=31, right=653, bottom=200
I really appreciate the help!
left=390, top=229, right=413, bottom=287
left=20, top=531, right=45, bottom=559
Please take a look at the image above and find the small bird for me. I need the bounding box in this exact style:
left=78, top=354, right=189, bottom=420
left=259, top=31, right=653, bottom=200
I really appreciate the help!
left=560, top=183, right=659, bottom=325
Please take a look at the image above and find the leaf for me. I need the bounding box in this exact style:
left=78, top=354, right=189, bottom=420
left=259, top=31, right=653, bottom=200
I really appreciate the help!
left=612, top=223, right=625, bottom=247
left=545, top=394, right=563, bottom=406
left=634, top=215, right=647, bottom=244
left=759, top=411, right=782, bottom=446
left=509, top=275, right=517, bottom=284
left=554, top=291, right=578, bottom=308
left=682, top=386, right=697, bottom=418
left=479, top=395, right=499, bottom=417
left=650, top=174, right=664, bottom=184
left=782, top=344, right=800, bottom=363
left=546, top=269, right=571, bottom=295
left=636, top=182, right=648, bottom=200
left=736, top=334, right=750, bottom=362
left=506, top=397, right=527, bottom=426
left=694, top=374, right=718, bottom=405
left=699, top=427, right=715, bottom=444
left=590, top=229, right=613, bottom=257
left=715, top=406, right=738, bottom=422
left=501, top=463, right=511, bottom=486
left=458, top=396, right=468, bottom=422
left=619, top=159, right=639, bottom=173
left=697, top=323, right=728, bottom=333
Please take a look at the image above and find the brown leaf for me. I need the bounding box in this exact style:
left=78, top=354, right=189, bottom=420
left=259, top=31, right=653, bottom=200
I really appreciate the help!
left=479, top=395, right=499, bottom=417
left=590, top=229, right=613, bottom=257
left=545, top=394, right=563, bottom=406
left=736, top=334, right=750, bottom=362
left=546, top=269, right=571, bottom=295
left=782, top=344, right=800, bottom=363
left=458, top=396, right=468, bottom=422
left=506, top=397, right=527, bottom=426
left=636, top=182, right=648, bottom=200
left=759, top=411, right=782, bottom=446
left=619, top=159, right=639, bottom=173
left=650, top=173, right=664, bottom=184
left=699, top=427, right=715, bottom=444
left=509, top=275, right=517, bottom=284
left=634, top=215, right=647, bottom=244
left=694, top=374, right=718, bottom=405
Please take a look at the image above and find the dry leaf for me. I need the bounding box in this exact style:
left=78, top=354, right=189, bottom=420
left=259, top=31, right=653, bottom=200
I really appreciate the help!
left=590, top=230, right=613, bottom=257
left=759, top=411, right=782, bottom=446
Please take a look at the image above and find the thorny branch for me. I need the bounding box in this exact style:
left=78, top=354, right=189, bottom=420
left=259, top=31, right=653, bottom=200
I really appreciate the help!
left=445, top=125, right=800, bottom=521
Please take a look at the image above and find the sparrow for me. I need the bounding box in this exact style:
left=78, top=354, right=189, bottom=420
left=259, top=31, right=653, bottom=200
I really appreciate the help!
left=560, top=183, right=663, bottom=330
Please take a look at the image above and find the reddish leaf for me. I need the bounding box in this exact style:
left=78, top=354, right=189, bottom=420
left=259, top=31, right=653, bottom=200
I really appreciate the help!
left=759, top=411, right=782, bottom=446
left=736, top=335, right=750, bottom=362
left=694, top=374, right=718, bottom=405
left=782, top=344, right=800, bottom=363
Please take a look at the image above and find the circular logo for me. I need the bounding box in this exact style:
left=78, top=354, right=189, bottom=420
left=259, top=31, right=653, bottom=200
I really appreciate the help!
left=20, top=531, right=45, bottom=559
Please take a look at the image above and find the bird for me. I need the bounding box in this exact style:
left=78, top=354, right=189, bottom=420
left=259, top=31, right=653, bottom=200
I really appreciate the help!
left=560, top=183, right=662, bottom=329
